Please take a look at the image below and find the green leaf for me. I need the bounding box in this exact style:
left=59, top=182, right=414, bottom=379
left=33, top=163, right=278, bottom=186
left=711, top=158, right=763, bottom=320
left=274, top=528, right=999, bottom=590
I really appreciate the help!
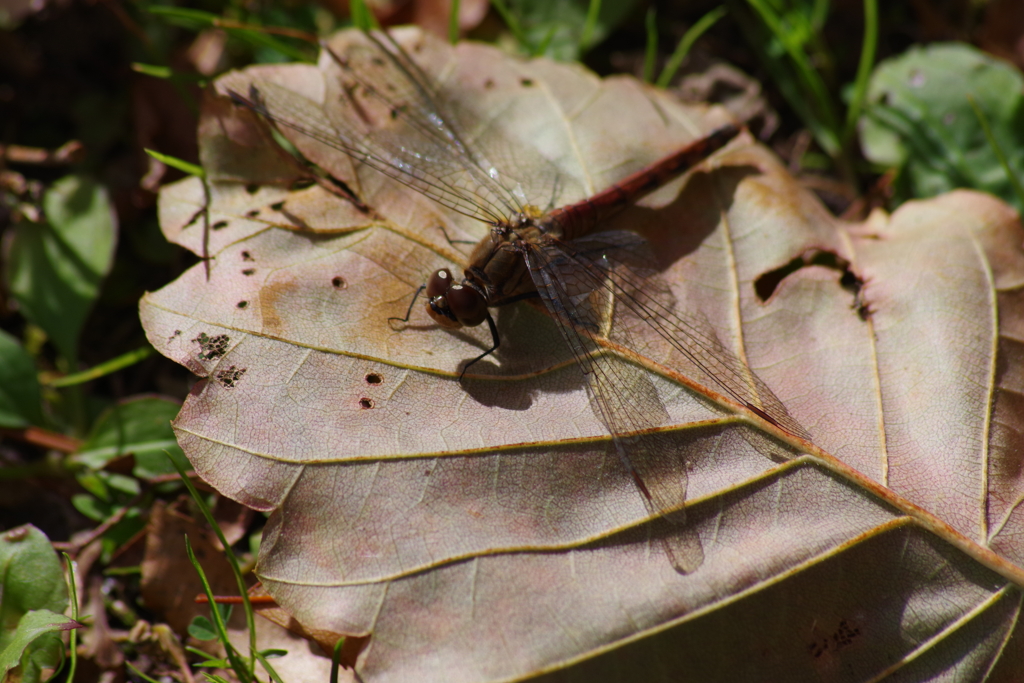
left=196, top=658, right=232, bottom=669
left=0, top=609, right=79, bottom=682
left=73, top=396, right=185, bottom=479
left=215, top=603, right=233, bottom=624
left=0, top=329, right=44, bottom=428
left=507, top=0, right=638, bottom=61
left=5, top=175, right=117, bottom=362
left=0, top=526, right=68, bottom=626
left=187, top=615, right=218, bottom=641
left=859, top=42, right=1024, bottom=210
left=104, top=472, right=141, bottom=496
left=0, top=526, right=71, bottom=682
left=70, top=493, right=112, bottom=522
left=98, top=509, right=146, bottom=560
left=74, top=470, right=110, bottom=502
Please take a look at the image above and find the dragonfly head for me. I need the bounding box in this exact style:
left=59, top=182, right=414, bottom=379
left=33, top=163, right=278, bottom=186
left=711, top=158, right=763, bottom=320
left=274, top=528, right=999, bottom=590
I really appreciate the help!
left=425, top=268, right=488, bottom=328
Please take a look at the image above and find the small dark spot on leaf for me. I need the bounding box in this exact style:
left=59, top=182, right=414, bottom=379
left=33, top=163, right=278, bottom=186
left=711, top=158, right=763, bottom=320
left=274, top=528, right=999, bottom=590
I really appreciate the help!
left=359, top=398, right=374, bottom=409
left=245, top=209, right=260, bottom=218
left=245, top=184, right=260, bottom=194
left=216, top=366, right=247, bottom=388
left=241, top=251, right=254, bottom=261
left=212, top=220, right=229, bottom=231
left=484, top=78, right=494, bottom=89
left=243, top=268, right=256, bottom=276
left=270, top=201, right=285, bottom=211
left=520, top=78, right=534, bottom=87
left=237, top=301, right=248, bottom=309
left=831, top=619, right=862, bottom=650
left=365, top=373, right=382, bottom=384
left=332, top=276, right=347, bottom=289
left=185, top=207, right=204, bottom=229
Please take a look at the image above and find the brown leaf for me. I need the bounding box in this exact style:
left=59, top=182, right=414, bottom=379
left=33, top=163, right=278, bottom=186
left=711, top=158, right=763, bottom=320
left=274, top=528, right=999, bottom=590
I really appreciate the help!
left=140, top=500, right=237, bottom=634
left=142, top=27, right=1024, bottom=682
left=211, top=495, right=254, bottom=549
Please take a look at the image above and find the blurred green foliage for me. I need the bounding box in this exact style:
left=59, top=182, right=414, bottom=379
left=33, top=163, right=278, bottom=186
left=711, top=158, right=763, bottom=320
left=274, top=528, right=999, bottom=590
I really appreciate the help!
left=0, top=526, right=77, bottom=683
left=860, top=42, right=1024, bottom=211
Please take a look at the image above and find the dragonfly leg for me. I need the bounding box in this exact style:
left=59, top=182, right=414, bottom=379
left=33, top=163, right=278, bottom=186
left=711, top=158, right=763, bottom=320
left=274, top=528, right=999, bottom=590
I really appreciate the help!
left=387, top=284, right=426, bottom=329
left=458, top=309, right=500, bottom=381
left=436, top=223, right=476, bottom=247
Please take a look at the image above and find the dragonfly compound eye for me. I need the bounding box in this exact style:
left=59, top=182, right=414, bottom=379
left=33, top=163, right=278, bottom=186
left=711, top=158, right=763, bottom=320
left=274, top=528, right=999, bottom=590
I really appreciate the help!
left=446, top=283, right=487, bottom=327
left=426, top=268, right=454, bottom=298
left=425, top=269, right=462, bottom=329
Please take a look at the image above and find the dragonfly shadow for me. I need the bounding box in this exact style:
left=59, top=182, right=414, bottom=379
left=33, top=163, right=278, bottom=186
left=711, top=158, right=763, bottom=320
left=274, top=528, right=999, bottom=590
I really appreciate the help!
left=457, top=300, right=589, bottom=410
left=604, top=164, right=761, bottom=273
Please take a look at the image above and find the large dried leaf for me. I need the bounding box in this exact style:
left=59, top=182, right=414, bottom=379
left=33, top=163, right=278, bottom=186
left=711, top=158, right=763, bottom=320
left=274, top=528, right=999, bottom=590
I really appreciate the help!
left=141, top=28, right=1024, bottom=682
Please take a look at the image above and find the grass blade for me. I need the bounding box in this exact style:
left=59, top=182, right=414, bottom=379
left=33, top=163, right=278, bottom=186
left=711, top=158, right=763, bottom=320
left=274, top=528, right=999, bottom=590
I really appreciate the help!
left=656, top=6, right=727, bottom=88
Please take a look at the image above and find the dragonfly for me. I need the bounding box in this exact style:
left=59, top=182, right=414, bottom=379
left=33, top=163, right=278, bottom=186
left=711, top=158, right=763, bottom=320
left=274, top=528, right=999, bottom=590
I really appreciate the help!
left=229, top=29, right=808, bottom=574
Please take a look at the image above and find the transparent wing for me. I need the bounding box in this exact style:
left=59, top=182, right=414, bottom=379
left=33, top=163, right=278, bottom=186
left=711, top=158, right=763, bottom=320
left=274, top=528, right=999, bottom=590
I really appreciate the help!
left=565, top=231, right=809, bottom=441
left=524, top=237, right=703, bottom=573
left=323, top=30, right=526, bottom=222
left=230, top=77, right=513, bottom=226
left=230, top=30, right=577, bottom=226
left=523, top=231, right=809, bottom=572
left=338, top=31, right=585, bottom=216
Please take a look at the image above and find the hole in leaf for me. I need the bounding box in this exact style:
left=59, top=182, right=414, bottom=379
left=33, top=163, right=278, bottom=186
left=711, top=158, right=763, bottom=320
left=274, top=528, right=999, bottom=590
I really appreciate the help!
left=245, top=209, right=260, bottom=218
left=755, top=249, right=868, bottom=318
left=332, top=276, right=347, bottom=289
left=270, top=201, right=285, bottom=211
left=241, top=251, right=254, bottom=261
left=192, top=333, right=230, bottom=361
left=237, top=301, right=248, bottom=309
left=242, top=268, right=256, bottom=276
left=216, top=366, right=247, bottom=388
left=245, top=184, right=260, bottom=194
left=520, top=78, right=533, bottom=87
left=365, top=373, right=382, bottom=384
left=359, top=398, right=374, bottom=409
left=212, top=220, right=229, bottom=231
